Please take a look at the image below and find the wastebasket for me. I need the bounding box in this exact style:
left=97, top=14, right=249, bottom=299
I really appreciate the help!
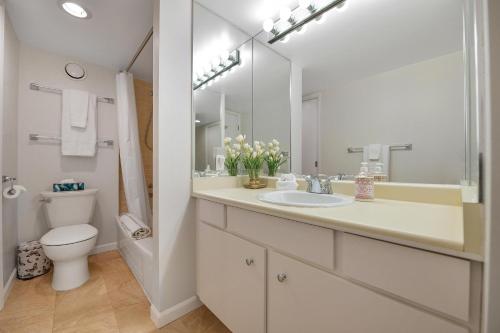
left=17, top=241, right=51, bottom=280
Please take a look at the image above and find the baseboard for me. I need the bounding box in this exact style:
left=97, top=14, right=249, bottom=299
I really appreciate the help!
left=150, top=296, right=202, bottom=328
left=90, top=242, right=118, bottom=255
left=0, top=269, right=16, bottom=310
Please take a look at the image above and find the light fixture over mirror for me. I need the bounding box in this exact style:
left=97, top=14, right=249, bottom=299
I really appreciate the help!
left=193, top=49, right=241, bottom=90
left=262, top=0, right=347, bottom=44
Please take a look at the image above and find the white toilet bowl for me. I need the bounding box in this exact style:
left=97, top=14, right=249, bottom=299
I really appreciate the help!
left=39, top=188, right=99, bottom=291
left=41, top=224, right=98, bottom=291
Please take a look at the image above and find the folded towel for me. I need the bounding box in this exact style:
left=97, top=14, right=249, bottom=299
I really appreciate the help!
left=368, top=144, right=382, bottom=160
left=61, top=91, right=97, bottom=156
left=63, top=89, right=90, bottom=128
left=119, top=213, right=151, bottom=240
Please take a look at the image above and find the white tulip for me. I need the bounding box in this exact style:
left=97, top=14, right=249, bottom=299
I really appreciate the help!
left=235, top=134, right=245, bottom=143
left=252, top=151, right=257, bottom=158
left=224, top=137, right=232, bottom=144
left=272, top=139, right=279, bottom=146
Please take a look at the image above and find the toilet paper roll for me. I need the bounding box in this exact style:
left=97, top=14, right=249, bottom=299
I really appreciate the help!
left=3, top=185, right=27, bottom=199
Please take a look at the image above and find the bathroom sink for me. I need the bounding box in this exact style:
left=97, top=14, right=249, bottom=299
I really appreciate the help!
left=257, top=190, right=353, bottom=208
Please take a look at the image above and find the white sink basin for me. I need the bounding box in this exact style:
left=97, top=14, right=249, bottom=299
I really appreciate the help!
left=258, top=190, right=353, bottom=208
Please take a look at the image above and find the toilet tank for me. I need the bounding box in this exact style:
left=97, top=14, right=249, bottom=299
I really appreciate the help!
left=41, top=189, right=98, bottom=228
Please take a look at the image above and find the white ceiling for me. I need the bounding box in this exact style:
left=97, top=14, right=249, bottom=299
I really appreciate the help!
left=130, top=37, right=153, bottom=82
left=198, top=0, right=464, bottom=94
left=6, top=0, right=153, bottom=72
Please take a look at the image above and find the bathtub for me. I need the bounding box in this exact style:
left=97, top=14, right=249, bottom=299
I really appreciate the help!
left=116, top=216, right=153, bottom=302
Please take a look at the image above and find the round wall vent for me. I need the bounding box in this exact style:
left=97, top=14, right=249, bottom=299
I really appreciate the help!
left=65, top=62, right=86, bottom=80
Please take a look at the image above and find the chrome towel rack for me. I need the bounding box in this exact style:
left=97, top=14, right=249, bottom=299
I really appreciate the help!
left=29, top=133, right=114, bottom=147
left=347, top=144, right=412, bottom=153
left=30, top=83, right=115, bottom=104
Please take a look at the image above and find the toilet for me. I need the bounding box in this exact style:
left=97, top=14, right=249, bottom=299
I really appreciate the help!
left=40, top=189, right=99, bottom=291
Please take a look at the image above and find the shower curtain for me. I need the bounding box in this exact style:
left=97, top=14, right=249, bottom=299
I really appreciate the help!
left=116, top=72, right=151, bottom=226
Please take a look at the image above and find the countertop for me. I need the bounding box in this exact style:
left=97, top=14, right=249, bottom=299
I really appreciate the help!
left=192, top=187, right=477, bottom=259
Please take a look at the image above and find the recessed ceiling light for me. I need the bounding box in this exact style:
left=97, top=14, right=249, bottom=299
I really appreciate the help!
left=60, top=1, right=90, bottom=19
left=195, top=119, right=201, bottom=123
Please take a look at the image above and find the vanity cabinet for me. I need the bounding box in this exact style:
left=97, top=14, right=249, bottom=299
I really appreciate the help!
left=197, top=219, right=266, bottom=333
left=268, top=251, right=467, bottom=333
left=196, top=199, right=481, bottom=333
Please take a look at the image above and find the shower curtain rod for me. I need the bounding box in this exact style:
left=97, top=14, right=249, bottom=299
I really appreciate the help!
left=125, top=27, right=153, bottom=72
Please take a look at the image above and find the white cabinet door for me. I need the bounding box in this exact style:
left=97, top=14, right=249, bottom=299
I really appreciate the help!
left=222, top=231, right=266, bottom=333
left=268, top=251, right=468, bottom=333
left=197, top=221, right=266, bottom=333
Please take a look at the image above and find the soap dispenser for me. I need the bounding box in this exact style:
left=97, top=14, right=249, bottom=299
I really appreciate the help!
left=355, top=162, right=374, bottom=201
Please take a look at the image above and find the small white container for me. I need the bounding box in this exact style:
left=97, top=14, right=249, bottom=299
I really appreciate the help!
left=276, top=174, right=298, bottom=191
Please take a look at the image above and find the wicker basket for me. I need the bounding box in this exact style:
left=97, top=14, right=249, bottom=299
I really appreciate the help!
left=17, top=241, right=51, bottom=280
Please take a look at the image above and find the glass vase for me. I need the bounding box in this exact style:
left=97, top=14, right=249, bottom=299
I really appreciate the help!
left=227, top=167, right=238, bottom=176
left=267, top=165, right=278, bottom=177
left=245, top=168, right=265, bottom=189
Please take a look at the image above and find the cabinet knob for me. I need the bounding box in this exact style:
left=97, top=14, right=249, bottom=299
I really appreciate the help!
left=277, top=273, right=287, bottom=283
left=245, top=258, right=254, bottom=266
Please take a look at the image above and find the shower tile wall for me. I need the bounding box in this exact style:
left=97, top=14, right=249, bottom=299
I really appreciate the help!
left=119, top=79, right=153, bottom=214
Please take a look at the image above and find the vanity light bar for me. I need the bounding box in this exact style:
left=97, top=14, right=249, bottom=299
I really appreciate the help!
left=266, top=0, right=347, bottom=44
left=193, top=49, right=241, bottom=90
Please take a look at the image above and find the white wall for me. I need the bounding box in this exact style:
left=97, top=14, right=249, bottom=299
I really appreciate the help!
left=16, top=44, right=119, bottom=247
left=318, top=51, right=464, bottom=184
left=291, top=63, right=302, bottom=174
left=151, top=0, right=200, bottom=326
left=1, top=6, right=18, bottom=287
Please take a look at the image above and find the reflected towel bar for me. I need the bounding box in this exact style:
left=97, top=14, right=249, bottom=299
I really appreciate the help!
left=30, top=83, right=115, bottom=104
left=29, top=133, right=114, bottom=147
left=347, top=144, right=412, bottom=153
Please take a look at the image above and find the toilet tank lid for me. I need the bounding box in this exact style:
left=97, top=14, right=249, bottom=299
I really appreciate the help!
left=40, top=189, right=98, bottom=198
left=40, top=224, right=98, bottom=246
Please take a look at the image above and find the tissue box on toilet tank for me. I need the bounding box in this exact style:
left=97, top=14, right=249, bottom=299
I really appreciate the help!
left=53, top=182, right=85, bottom=192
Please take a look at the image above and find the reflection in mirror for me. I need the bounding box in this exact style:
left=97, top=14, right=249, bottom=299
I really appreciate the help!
left=255, top=0, right=475, bottom=187
left=193, top=2, right=292, bottom=175
left=193, top=3, right=253, bottom=173
left=253, top=40, right=291, bottom=173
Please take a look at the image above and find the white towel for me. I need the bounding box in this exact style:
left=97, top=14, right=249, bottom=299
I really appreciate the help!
left=61, top=91, right=97, bottom=156
left=363, top=144, right=391, bottom=179
left=63, top=89, right=89, bottom=128
left=119, top=213, right=151, bottom=240
left=368, top=144, right=382, bottom=160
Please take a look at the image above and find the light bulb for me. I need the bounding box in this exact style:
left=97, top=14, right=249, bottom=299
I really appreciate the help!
left=262, top=19, right=274, bottom=32
left=201, top=84, right=206, bottom=90
left=299, top=0, right=311, bottom=8
left=280, top=7, right=292, bottom=21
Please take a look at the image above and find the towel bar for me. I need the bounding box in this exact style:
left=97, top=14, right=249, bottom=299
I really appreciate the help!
left=29, top=133, right=114, bottom=147
left=347, top=144, right=412, bottom=153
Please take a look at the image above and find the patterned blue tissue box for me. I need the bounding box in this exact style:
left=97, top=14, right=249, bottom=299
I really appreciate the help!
left=53, top=182, right=85, bottom=192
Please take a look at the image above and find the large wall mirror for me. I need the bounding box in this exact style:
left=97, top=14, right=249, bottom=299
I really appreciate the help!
left=192, top=0, right=481, bottom=201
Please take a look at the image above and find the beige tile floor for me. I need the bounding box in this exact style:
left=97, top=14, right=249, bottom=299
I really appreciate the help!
left=0, top=251, right=230, bottom=333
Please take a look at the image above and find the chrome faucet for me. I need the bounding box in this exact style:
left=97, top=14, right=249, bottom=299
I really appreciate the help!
left=304, top=175, right=334, bottom=194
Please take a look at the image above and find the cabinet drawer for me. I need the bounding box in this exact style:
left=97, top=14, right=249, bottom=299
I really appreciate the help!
left=268, top=251, right=467, bottom=333
left=227, top=206, right=334, bottom=270
left=337, top=233, right=471, bottom=321
left=197, top=199, right=225, bottom=228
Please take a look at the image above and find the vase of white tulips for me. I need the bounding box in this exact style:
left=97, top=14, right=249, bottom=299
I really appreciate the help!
left=239, top=137, right=266, bottom=189
left=265, top=139, right=287, bottom=177
left=223, top=137, right=241, bottom=176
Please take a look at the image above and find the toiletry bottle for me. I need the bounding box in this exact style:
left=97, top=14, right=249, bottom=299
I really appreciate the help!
left=373, top=162, right=388, bottom=182
left=355, top=162, right=374, bottom=201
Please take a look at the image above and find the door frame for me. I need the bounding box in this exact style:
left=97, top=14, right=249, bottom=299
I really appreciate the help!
left=302, top=93, right=322, bottom=175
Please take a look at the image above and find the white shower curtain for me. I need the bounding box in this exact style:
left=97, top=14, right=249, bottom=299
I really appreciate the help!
left=116, top=72, right=151, bottom=226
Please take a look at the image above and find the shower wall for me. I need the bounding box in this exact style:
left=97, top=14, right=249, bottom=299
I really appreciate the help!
left=119, top=78, right=153, bottom=215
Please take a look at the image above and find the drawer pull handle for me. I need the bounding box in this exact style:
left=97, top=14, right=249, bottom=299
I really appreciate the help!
left=277, top=273, right=287, bottom=283
left=245, top=258, right=254, bottom=266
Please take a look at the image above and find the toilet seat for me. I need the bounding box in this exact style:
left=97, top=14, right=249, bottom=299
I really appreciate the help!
left=41, top=224, right=98, bottom=246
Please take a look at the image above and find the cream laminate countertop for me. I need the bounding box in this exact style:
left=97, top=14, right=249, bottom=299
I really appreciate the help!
left=193, top=187, right=472, bottom=258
